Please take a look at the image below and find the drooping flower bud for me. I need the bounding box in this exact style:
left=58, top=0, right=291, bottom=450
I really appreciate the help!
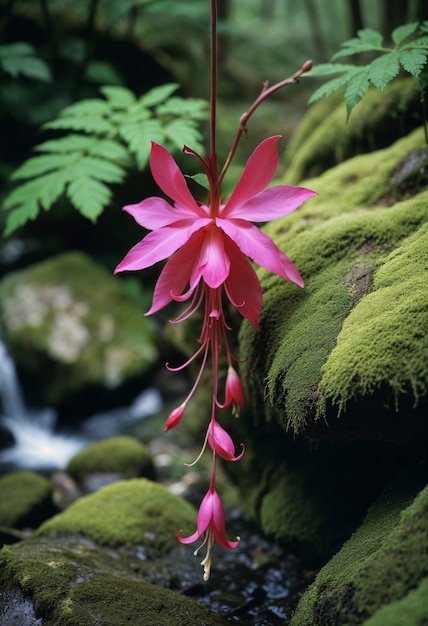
left=224, top=366, right=245, bottom=411
left=164, top=403, right=186, bottom=431
left=207, top=420, right=244, bottom=462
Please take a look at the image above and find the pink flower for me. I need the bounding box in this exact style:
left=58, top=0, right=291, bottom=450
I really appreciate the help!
left=207, top=420, right=244, bottom=461
left=224, top=366, right=245, bottom=410
left=115, top=136, right=316, bottom=329
left=164, top=403, right=186, bottom=432
left=178, top=486, right=239, bottom=580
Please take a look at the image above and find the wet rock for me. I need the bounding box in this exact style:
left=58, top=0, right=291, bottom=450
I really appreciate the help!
left=0, top=251, right=159, bottom=414
left=66, top=435, right=155, bottom=492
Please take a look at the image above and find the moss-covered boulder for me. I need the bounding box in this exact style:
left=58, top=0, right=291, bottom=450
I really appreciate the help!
left=240, top=126, right=428, bottom=443
left=0, top=478, right=230, bottom=623
left=0, top=537, right=228, bottom=626
left=66, top=436, right=155, bottom=490
left=290, top=467, right=428, bottom=626
left=38, top=478, right=195, bottom=554
left=0, top=471, right=57, bottom=543
left=0, top=251, right=158, bottom=411
left=283, top=78, right=422, bottom=184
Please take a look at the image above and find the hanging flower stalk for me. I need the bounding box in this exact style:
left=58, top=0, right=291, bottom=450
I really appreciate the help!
left=115, top=0, right=316, bottom=581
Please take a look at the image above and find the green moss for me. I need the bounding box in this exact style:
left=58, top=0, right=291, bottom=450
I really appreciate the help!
left=260, top=470, right=331, bottom=561
left=239, top=129, right=428, bottom=435
left=0, top=471, right=54, bottom=529
left=284, top=79, right=421, bottom=184
left=67, top=436, right=154, bottom=482
left=37, top=478, right=196, bottom=554
left=0, top=539, right=227, bottom=625
left=361, top=577, right=428, bottom=626
left=290, top=470, right=428, bottom=626
left=320, top=224, right=428, bottom=411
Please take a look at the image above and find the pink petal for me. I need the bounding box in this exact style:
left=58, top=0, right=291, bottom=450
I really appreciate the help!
left=217, top=218, right=304, bottom=287
left=221, top=136, right=280, bottom=217
left=211, top=490, right=240, bottom=549
left=114, top=218, right=211, bottom=273
left=193, top=225, right=230, bottom=289
left=146, top=230, right=205, bottom=315
left=207, top=420, right=244, bottom=462
left=223, top=236, right=263, bottom=327
left=177, top=490, right=213, bottom=544
left=150, top=142, right=205, bottom=216
left=123, top=196, right=199, bottom=230
left=224, top=185, right=317, bottom=221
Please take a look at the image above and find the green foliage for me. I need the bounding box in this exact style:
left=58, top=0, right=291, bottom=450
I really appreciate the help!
left=308, top=22, right=428, bottom=119
left=0, top=42, right=52, bottom=82
left=2, top=84, right=208, bottom=235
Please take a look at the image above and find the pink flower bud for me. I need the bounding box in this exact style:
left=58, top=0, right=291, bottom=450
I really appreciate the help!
left=224, top=367, right=245, bottom=409
left=164, top=403, right=185, bottom=432
left=207, top=420, right=244, bottom=462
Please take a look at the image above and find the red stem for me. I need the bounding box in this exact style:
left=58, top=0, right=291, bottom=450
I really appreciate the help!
left=219, top=59, right=313, bottom=183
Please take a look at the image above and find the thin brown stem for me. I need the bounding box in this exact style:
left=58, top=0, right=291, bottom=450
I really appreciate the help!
left=210, top=0, right=218, bottom=161
left=219, top=60, right=313, bottom=184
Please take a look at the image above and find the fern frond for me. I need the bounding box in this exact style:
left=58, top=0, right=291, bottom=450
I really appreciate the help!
left=399, top=49, right=428, bottom=76
left=306, top=63, right=356, bottom=77
left=100, top=85, right=137, bottom=109
left=332, top=28, right=384, bottom=60
left=0, top=42, right=51, bottom=82
left=344, top=68, right=370, bottom=118
left=308, top=71, right=357, bottom=104
left=139, top=83, right=179, bottom=107
left=368, top=53, right=400, bottom=90
left=392, top=22, right=419, bottom=45
left=3, top=82, right=207, bottom=234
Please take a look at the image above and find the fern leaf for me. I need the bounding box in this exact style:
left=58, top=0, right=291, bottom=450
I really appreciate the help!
left=3, top=177, right=49, bottom=210
left=139, top=83, right=179, bottom=108
left=87, top=139, right=130, bottom=163
left=306, top=63, right=356, bottom=77
left=100, top=86, right=136, bottom=109
left=35, top=135, right=96, bottom=154
left=51, top=99, right=111, bottom=117
left=398, top=48, right=428, bottom=76
left=74, top=156, right=125, bottom=184
left=156, top=96, right=208, bottom=119
left=332, top=28, right=384, bottom=60
left=403, top=36, right=428, bottom=48
left=67, top=165, right=112, bottom=221
left=164, top=119, right=202, bottom=152
left=45, top=116, right=113, bottom=134
left=344, top=68, right=370, bottom=118
left=119, top=118, right=164, bottom=169
left=368, top=52, right=400, bottom=89
left=38, top=171, right=69, bottom=210
left=4, top=201, right=40, bottom=236
left=0, top=42, right=51, bottom=82
left=392, top=22, right=419, bottom=45
left=308, top=69, right=360, bottom=104
left=11, top=154, right=75, bottom=180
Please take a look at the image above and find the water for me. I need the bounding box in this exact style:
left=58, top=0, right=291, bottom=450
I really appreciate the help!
left=0, top=335, right=85, bottom=471
left=0, top=334, right=163, bottom=472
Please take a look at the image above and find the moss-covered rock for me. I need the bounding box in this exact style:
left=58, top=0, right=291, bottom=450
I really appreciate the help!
left=290, top=467, right=428, bottom=626
left=0, top=471, right=57, bottom=541
left=0, top=251, right=158, bottom=410
left=66, top=436, right=155, bottom=488
left=0, top=538, right=228, bottom=625
left=240, top=127, right=428, bottom=443
left=283, top=78, right=422, bottom=184
left=37, top=478, right=196, bottom=554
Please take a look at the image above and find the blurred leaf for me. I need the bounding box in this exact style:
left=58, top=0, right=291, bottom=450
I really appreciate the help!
left=0, top=42, right=51, bottom=82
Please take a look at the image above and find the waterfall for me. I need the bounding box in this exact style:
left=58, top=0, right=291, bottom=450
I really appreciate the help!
left=0, top=333, right=86, bottom=471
